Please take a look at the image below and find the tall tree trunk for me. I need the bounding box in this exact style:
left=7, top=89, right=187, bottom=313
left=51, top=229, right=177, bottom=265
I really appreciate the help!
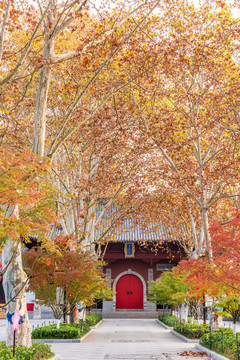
left=3, top=2, right=57, bottom=347
left=2, top=205, right=32, bottom=347
left=32, top=0, right=56, bottom=156
left=201, top=203, right=212, bottom=261
left=70, top=305, right=79, bottom=324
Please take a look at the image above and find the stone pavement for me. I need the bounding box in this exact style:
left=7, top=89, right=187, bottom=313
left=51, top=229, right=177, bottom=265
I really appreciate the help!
left=50, top=319, right=210, bottom=360
left=0, top=317, right=235, bottom=360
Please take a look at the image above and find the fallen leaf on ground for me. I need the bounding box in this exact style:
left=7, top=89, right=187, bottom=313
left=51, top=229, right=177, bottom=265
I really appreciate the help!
left=177, top=351, right=208, bottom=357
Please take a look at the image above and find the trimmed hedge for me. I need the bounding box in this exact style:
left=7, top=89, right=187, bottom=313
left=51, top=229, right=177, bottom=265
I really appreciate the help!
left=31, top=314, right=102, bottom=340
left=85, top=314, right=102, bottom=326
left=32, top=324, right=80, bottom=339
left=174, top=322, right=210, bottom=339
left=0, top=341, right=52, bottom=360
left=158, top=313, right=239, bottom=358
left=174, top=322, right=233, bottom=340
left=200, top=330, right=238, bottom=360
left=32, top=321, right=90, bottom=339
left=158, top=314, right=179, bottom=327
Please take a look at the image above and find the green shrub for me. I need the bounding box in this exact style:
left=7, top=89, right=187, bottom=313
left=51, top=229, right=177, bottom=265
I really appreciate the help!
left=0, top=341, right=52, bottom=360
left=32, top=324, right=79, bottom=339
left=158, top=314, right=179, bottom=327
left=32, top=322, right=91, bottom=339
left=85, top=314, right=102, bottom=326
left=31, top=342, right=52, bottom=359
left=68, top=320, right=90, bottom=333
left=31, top=316, right=102, bottom=340
left=215, top=327, right=233, bottom=334
left=174, top=322, right=210, bottom=339
left=200, top=331, right=239, bottom=360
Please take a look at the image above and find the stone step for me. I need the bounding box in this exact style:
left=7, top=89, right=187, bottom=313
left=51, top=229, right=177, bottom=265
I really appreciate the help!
left=103, top=311, right=158, bottom=319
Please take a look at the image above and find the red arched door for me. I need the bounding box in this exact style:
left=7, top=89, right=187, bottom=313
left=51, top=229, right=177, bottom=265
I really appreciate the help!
left=116, top=274, right=143, bottom=309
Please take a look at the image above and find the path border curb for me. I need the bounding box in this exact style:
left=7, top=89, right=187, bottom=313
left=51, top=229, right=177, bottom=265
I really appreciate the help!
left=195, top=343, right=230, bottom=360
left=79, top=328, right=94, bottom=342
left=156, top=319, right=173, bottom=330
left=171, top=329, right=199, bottom=343
left=33, top=338, right=82, bottom=343
left=90, top=319, right=103, bottom=330
left=32, top=319, right=103, bottom=343
left=49, top=355, right=59, bottom=360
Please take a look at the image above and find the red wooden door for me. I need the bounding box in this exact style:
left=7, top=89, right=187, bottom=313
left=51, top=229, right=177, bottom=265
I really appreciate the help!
left=116, top=274, right=143, bottom=309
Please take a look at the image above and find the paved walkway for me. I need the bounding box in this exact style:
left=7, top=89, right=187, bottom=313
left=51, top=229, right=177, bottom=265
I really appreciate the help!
left=0, top=317, right=236, bottom=359
left=51, top=319, right=208, bottom=360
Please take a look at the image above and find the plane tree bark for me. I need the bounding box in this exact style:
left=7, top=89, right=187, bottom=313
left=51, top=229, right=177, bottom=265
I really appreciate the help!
left=0, top=0, right=161, bottom=344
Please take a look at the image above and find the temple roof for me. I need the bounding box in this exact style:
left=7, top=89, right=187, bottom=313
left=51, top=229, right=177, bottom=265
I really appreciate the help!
left=95, top=204, right=177, bottom=243
left=23, top=203, right=180, bottom=245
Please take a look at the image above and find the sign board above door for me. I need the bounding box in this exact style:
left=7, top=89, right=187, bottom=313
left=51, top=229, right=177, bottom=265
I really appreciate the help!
left=156, top=264, right=175, bottom=271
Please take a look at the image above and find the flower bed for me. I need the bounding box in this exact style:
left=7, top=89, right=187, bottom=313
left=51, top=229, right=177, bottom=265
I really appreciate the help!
left=0, top=341, right=53, bottom=360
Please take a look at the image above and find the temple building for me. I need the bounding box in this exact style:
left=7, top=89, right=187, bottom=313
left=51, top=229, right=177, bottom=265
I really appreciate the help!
left=98, top=216, right=186, bottom=314
left=0, top=206, right=186, bottom=318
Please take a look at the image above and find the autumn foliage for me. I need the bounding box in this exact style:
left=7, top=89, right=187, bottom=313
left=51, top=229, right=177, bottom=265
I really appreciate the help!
left=176, top=212, right=240, bottom=298
left=23, top=236, right=110, bottom=318
left=0, top=0, right=239, bottom=337
left=0, top=147, right=55, bottom=243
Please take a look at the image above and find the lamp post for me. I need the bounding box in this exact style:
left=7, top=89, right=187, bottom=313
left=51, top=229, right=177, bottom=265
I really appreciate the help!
left=62, top=288, right=67, bottom=326
left=203, top=294, right=206, bottom=325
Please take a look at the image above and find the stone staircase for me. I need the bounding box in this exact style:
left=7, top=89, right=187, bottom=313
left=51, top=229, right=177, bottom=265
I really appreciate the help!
left=103, top=311, right=158, bottom=319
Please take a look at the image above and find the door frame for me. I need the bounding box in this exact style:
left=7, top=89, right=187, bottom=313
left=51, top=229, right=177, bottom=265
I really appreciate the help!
left=113, top=269, right=147, bottom=311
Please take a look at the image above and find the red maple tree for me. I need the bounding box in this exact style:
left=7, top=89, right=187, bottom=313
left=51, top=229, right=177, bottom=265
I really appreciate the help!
left=176, top=212, right=240, bottom=298
left=23, top=235, right=111, bottom=320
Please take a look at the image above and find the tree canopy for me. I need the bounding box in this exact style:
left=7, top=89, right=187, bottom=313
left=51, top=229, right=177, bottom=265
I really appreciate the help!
left=0, top=0, right=239, bottom=345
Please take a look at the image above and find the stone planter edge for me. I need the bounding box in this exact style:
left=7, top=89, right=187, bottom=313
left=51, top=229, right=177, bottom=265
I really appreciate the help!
left=156, top=319, right=173, bottom=330
left=171, top=329, right=199, bottom=343
left=195, top=343, right=230, bottom=360
left=49, top=355, right=59, bottom=360
left=31, top=319, right=103, bottom=343
left=90, top=319, right=103, bottom=330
